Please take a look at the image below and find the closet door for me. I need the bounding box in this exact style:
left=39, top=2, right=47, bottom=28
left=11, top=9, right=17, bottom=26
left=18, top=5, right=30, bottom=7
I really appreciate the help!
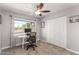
left=45, top=17, right=67, bottom=48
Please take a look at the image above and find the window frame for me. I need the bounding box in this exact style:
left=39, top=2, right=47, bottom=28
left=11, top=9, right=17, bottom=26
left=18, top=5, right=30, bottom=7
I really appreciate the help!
left=12, top=17, right=36, bottom=34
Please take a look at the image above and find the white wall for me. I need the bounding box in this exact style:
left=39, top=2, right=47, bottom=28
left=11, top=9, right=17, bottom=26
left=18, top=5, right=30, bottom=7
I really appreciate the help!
left=42, top=6, right=79, bottom=54
left=42, top=17, right=67, bottom=48
left=67, top=18, right=79, bottom=53
left=0, top=9, right=42, bottom=50
left=36, top=19, right=42, bottom=41
left=41, top=20, right=49, bottom=41
left=0, top=10, right=11, bottom=49
left=0, top=24, right=1, bottom=53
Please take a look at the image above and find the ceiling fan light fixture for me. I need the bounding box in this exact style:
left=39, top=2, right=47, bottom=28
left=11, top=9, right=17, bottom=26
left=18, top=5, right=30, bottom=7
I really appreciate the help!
left=35, top=10, right=41, bottom=15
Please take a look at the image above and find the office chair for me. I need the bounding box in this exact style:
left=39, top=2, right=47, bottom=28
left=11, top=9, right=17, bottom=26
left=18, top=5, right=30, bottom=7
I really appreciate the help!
left=26, top=32, right=37, bottom=50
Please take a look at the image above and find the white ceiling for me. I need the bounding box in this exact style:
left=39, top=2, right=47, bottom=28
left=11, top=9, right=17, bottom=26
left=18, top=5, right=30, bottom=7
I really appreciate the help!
left=0, top=3, right=78, bottom=18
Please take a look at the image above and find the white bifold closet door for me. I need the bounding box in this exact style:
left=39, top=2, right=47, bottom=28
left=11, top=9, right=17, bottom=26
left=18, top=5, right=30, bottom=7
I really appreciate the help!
left=44, top=17, right=67, bottom=48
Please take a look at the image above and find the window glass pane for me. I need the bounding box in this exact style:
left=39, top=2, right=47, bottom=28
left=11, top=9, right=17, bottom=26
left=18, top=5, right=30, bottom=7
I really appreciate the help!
left=14, top=20, right=35, bottom=33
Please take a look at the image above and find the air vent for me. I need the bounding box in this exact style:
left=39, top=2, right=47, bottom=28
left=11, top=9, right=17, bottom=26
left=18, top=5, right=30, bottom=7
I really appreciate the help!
left=69, top=15, right=79, bottom=23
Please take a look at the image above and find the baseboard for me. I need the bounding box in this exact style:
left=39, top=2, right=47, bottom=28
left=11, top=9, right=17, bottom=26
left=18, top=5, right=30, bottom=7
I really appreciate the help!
left=1, top=39, right=40, bottom=50
left=2, top=40, right=79, bottom=55
left=0, top=49, right=1, bottom=53
left=37, top=39, right=40, bottom=41
left=42, top=40, right=79, bottom=55
left=1, top=43, right=22, bottom=50
left=1, top=44, right=22, bottom=50
left=65, top=48, right=79, bottom=55
left=41, top=39, right=47, bottom=42
left=1, top=46, right=10, bottom=50
left=16, top=43, right=22, bottom=46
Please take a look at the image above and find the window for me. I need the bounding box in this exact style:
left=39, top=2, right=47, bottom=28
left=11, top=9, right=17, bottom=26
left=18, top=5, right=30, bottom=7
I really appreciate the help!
left=14, top=20, right=36, bottom=33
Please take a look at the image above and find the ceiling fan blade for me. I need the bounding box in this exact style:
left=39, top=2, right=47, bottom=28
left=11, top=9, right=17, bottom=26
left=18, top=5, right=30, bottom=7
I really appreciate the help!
left=40, top=10, right=50, bottom=13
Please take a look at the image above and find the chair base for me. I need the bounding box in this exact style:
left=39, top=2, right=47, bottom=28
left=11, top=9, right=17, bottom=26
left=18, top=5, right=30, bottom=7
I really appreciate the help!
left=26, top=44, right=37, bottom=50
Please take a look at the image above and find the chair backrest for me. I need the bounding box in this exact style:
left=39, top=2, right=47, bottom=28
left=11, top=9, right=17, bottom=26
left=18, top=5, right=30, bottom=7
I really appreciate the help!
left=29, top=32, right=36, bottom=43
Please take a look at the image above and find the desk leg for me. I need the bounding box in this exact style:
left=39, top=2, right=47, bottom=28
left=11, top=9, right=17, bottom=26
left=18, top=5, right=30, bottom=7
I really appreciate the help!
left=22, top=38, right=24, bottom=48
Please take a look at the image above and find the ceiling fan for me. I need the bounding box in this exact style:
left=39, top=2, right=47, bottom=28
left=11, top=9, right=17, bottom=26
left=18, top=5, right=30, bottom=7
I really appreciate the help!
left=35, top=3, right=51, bottom=16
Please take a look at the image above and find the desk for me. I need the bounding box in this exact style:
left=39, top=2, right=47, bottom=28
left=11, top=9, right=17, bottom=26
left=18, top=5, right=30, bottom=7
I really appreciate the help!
left=14, top=33, right=28, bottom=48
left=18, top=35, right=27, bottom=48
